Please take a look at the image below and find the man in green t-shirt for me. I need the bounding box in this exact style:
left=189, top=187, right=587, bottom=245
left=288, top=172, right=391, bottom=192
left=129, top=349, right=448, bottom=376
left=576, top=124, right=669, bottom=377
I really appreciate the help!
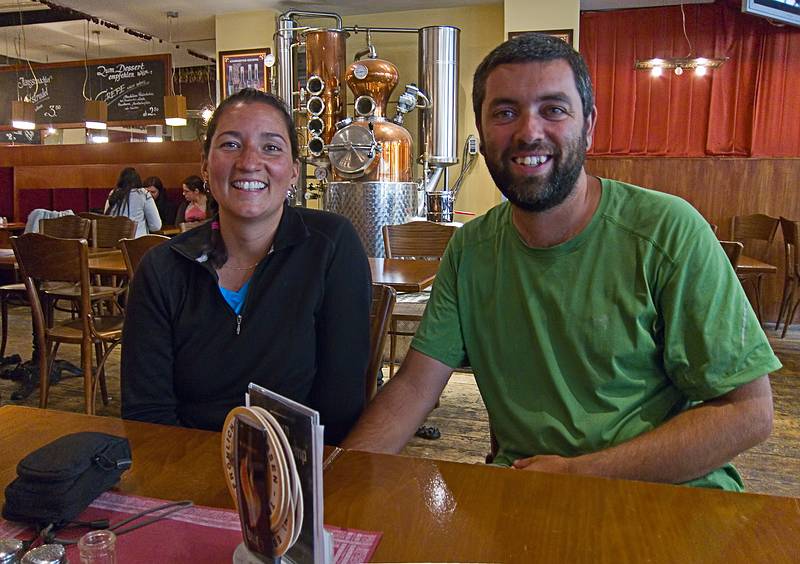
left=343, top=33, right=779, bottom=490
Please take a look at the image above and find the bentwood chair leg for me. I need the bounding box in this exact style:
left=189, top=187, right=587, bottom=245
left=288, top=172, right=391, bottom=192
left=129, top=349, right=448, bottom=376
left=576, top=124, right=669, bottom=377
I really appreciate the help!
left=82, top=340, right=94, bottom=415
left=753, top=276, right=764, bottom=326
left=39, top=342, right=57, bottom=409
left=0, top=294, right=7, bottom=359
left=389, top=319, right=398, bottom=378
left=776, top=277, right=792, bottom=331
left=92, top=341, right=120, bottom=411
left=782, top=286, right=800, bottom=338
left=94, top=342, right=110, bottom=406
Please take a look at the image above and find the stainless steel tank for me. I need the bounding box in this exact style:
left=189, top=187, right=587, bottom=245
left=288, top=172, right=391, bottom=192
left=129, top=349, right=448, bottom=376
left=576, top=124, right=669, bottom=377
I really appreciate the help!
left=418, top=26, right=460, bottom=166
left=325, top=181, right=418, bottom=257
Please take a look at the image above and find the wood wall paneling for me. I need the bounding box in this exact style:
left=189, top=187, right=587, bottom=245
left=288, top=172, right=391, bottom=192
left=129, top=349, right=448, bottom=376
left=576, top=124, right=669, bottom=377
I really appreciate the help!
left=0, top=141, right=202, bottom=167
left=586, top=157, right=800, bottom=323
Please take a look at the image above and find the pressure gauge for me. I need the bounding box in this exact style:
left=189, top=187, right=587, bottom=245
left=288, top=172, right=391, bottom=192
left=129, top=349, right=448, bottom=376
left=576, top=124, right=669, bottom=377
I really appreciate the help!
left=352, top=63, right=368, bottom=80
left=314, top=166, right=329, bottom=181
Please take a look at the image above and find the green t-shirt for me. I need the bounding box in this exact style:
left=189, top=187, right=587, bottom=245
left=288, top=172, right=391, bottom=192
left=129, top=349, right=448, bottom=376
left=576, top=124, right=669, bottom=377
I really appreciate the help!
left=412, top=178, right=781, bottom=491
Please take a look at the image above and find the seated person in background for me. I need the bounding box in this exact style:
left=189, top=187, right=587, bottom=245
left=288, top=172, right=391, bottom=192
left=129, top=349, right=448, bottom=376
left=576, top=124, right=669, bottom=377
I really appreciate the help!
left=105, top=167, right=162, bottom=237
left=175, top=174, right=210, bottom=224
left=121, top=88, right=371, bottom=445
left=143, top=175, right=177, bottom=225
left=343, top=33, right=779, bottom=490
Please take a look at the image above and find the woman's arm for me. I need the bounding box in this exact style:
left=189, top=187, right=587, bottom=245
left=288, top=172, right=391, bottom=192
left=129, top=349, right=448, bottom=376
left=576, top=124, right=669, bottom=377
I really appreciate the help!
left=142, top=191, right=162, bottom=232
left=120, top=251, right=179, bottom=425
left=310, top=219, right=371, bottom=445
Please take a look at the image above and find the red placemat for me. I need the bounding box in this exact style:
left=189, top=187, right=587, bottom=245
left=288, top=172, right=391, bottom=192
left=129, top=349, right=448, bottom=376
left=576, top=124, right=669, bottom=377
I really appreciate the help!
left=1, top=491, right=381, bottom=564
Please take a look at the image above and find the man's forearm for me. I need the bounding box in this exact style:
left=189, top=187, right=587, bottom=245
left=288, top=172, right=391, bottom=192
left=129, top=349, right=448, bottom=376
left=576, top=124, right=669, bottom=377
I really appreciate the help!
left=558, top=376, right=774, bottom=483
left=342, top=349, right=452, bottom=453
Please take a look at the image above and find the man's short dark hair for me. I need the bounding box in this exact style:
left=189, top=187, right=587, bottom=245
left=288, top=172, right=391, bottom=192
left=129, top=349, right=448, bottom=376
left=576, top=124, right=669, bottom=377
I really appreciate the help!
left=472, top=33, right=595, bottom=124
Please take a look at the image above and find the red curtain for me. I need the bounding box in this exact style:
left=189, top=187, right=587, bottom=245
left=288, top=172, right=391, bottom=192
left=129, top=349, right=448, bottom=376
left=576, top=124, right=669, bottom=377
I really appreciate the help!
left=580, top=0, right=800, bottom=157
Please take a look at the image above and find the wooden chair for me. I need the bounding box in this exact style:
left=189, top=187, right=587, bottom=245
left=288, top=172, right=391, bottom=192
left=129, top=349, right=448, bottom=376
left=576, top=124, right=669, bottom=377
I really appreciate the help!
left=39, top=215, right=92, bottom=239
left=366, top=284, right=396, bottom=402
left=3, top=215, right=99, bottom=356
left=719, top=240, right=744, bottom=268
left=88, top=215, right=136, bottom=250
left=11, top=233, right=125, bottom=414
left=119, top=235, right=170, bottom=279
left=730, top=213, right=779, bottom=324
left=776, top=217, right=800, bottom=337
left=382, top=221, right=457, bottom=377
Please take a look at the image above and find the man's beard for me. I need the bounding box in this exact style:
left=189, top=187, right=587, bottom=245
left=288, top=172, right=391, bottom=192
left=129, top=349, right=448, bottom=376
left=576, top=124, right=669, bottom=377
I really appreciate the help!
left=485, top=130, right=588, bottom=213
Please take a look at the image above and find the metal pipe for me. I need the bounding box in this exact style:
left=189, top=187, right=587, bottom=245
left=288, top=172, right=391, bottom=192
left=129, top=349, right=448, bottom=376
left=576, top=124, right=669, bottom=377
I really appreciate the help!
left=419, top=26, right=460, bottom=166
left=344, top=25, right=420, bottom=33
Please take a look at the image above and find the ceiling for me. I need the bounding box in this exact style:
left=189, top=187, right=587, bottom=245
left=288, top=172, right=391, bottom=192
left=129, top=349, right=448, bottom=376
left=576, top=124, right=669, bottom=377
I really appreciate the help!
left=0, top=0, right=716, bottom=68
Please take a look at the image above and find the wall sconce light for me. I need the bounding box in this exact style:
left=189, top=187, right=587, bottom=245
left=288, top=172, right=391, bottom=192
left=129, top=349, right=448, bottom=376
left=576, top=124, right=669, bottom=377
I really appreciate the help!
left=85, top=100, right=108, bottom=130
left=164, top=94, right=187, bottom=126
left=11, top=100, right=36, bottom=130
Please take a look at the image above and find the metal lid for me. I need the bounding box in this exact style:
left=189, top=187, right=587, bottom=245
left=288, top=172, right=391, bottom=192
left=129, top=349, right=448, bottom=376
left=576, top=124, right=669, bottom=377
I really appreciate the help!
left=328, top=124, right=377, bottom=176
left=21, top=545, right=65, bottom=564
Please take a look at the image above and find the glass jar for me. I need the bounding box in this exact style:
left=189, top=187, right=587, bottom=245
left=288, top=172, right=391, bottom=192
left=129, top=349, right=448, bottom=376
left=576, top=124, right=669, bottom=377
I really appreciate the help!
left=77, top=530, right=116, bottom=564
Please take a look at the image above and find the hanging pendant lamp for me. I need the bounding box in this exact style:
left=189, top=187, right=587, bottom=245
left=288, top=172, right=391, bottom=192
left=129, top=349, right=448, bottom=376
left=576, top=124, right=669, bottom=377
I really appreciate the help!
left=11, top=100, right=36, bottom=130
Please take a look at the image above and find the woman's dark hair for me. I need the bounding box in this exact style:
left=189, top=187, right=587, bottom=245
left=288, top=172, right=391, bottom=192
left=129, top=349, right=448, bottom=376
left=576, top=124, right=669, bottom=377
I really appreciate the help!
left=107, top=167, right=142, bottom=216
left=182, top=175, right=206, bottom=193
left=203, top=88, right=299, bottom=161
left=143, top=176, right=164, bottom=201
left=201, top=88, right=298, bottom=268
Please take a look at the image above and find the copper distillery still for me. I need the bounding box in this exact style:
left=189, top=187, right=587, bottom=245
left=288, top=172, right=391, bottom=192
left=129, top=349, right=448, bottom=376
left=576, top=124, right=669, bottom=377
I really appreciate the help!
left=276, top=11, right=474, bottom=256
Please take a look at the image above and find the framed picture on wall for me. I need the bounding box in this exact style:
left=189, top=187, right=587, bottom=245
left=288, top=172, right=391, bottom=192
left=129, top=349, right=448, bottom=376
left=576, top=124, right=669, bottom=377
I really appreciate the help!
left=218, top=48, right=271, bottom=99
left=509, top=29, right=574, bottom=47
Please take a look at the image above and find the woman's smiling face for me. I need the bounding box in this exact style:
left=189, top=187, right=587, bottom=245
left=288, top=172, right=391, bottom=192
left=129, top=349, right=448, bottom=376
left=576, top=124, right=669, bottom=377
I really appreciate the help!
left=202, top=101, right=299, bottom=225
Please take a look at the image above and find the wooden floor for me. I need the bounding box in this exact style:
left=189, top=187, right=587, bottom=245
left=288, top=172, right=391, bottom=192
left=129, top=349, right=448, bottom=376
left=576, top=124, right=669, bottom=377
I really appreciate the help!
left=1, top=305, right=798, bottom=497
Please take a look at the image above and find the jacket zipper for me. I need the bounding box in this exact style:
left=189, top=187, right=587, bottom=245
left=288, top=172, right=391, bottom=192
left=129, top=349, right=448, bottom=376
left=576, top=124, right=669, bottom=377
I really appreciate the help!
left=236, top=314, right=242, bottom=336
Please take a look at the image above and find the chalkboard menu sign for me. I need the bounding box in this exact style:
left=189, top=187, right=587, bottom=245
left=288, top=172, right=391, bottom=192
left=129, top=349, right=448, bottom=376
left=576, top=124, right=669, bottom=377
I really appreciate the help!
left=1, top=129, right=41, bottom=145
left=0, top=54, right=169, bottom=129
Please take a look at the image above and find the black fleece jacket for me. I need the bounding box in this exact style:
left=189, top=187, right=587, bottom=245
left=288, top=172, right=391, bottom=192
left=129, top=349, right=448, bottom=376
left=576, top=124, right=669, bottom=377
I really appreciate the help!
left=120, top=204, right=371, bottom=445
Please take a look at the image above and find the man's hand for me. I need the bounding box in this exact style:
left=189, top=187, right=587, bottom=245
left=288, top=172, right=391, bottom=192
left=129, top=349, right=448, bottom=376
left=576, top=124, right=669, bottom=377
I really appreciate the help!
left=512, top=454, right=574, bottom=474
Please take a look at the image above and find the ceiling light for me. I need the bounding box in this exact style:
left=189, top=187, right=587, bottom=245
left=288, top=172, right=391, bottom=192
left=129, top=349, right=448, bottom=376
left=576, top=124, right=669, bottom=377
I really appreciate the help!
left=200, top=105, right=214, bottom=124
left=164, top=95, right=187, bottom=126
left=11, top=100, right=36, bottom=130
left=634, top=4, right=727, bottom=77
left=85, top=100, right=108, bottom=130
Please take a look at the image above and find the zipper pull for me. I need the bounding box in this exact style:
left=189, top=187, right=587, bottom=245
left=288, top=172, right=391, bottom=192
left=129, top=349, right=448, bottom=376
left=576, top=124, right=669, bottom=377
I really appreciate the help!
left=236, top=315, right=242, bottom=335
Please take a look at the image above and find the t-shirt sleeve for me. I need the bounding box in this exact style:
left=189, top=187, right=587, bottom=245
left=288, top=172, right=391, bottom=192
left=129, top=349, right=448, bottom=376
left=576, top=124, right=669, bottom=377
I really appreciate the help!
left=658, top=221, right=781, bottom=400
left=410, top=236, right=468, bottom=368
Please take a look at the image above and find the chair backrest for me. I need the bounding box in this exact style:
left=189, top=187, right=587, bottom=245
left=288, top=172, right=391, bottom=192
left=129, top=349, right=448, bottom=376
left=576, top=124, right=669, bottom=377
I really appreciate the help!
left=730, top=214, right=779, bottom=260
left=780, top=217, right=800, bottom=278
left=11, top=233, right=92, bottom=338
left=91, top=215, right=137, bottom=249
left=77, top=211, right=108, bottom=221
left=119, top=235, right=170, bottom=279
left=39, top=215, right=92, bottom=239
left=382, top=221, right=457, bottom=259
left=366, top=284, right=396, bottom=402
left=719, top=240, right=744, bottom=268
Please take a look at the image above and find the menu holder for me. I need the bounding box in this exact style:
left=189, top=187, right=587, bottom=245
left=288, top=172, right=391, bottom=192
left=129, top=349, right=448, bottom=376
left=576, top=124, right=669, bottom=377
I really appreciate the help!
left=222, top=385, right=330, bottom=564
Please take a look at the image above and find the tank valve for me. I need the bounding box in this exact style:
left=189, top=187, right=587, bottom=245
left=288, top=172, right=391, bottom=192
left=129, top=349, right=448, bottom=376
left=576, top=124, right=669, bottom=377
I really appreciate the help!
left=393, top=84, right=428, bottom=125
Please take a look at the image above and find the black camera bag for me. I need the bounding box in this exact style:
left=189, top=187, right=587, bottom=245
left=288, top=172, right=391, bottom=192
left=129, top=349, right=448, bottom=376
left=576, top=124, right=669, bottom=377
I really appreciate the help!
left=2, top=432, right=132, bottom=526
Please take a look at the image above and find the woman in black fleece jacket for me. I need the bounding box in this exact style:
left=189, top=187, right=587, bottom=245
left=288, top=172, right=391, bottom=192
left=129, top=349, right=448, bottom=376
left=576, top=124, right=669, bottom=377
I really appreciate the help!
left=120, top=89, right=371, bottom=445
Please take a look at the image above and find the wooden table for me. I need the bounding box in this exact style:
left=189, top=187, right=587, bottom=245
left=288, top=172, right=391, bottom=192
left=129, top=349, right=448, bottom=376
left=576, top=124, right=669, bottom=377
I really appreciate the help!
left=737, top=254, right=778, bottom=275
left=368, top=257, right=439, bottom=292
left=1, top=406, right=798, bottom=563
left=0, top=248, right=127, bottom=277
left=0, top=222, right=26, bottom=248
